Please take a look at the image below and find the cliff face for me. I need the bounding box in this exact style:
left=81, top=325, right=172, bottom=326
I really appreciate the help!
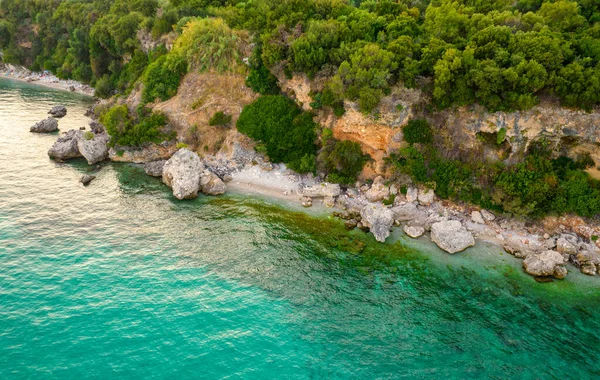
left=279, top=74, right=600, bottom=179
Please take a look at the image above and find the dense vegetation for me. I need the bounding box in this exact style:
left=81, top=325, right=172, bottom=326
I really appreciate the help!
left=318, top=131, right=369, bottom=184
left=100, top=105, right=172, bottom=147
left=237, top=95, right=318, bottom=173
left=391, top=119, right=600, bottom=218
left=2, top=0, right=600, bottom=112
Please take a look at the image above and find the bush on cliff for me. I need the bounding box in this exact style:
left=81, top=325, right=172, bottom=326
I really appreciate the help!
left=318, top=139, right=369, bottom=185
left=142, top=54, right=187, bottom=104
left=101, top=105, right=171, bottom=147
left=237, top=95, right=317, bottom=172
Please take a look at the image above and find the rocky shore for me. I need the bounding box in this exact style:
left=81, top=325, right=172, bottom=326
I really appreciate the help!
left=0, top=63, right=95, bottom=96
left=45, top=106, right=600, bottom=283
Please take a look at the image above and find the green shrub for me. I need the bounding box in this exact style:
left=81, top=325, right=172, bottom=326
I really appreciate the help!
left=209, top=111, right=232, bottom=127
left=237, top=95, right=317, bottom=172
left=83, top=131, right=95, bottom=140
left=496, top=127, right=507, bottom=145
left=101, top=105, right=170, bottom=147
left=176, top=142, right=188, bottom=149
left=403, top=119, right=433, bottom=145
left=318, top=139, right=369, bottom=185
left=142, top=53, right=187, bottom=104
left=246, top=46, right=279, bottom=95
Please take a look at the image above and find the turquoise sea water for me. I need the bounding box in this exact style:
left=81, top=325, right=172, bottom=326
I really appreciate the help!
left=1, top=77, right=600, bottom=379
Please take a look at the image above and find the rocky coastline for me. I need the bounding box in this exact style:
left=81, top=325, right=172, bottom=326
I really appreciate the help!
left=45, top=106, right=600, bottom=283
left=0, top=63, right=95, bottom=96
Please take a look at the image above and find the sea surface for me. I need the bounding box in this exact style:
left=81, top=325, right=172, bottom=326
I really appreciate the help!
left=1, top=77, right=600, bottom=379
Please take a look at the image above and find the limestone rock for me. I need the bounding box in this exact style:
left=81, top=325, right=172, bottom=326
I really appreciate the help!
left=581, top=263, right=597, bottom=276
left=30, top=117, right=58, bottom=133
left=403, top=225, right=425, bottom=238
left=391, top=202, right=420, bottom=222
left=471, top=211, right=485, bottom=224
left=360, top=203, right=395, bottom=243
left=481, top=209, right=495, bottom=221
left=301, top=196, right=313, bottom=208
left=324, top=196, right=336, bottom=208
left=522, top=250, right=567, bottom=279
left=144, top=160, right=167, bottom=177
left=48, top=130, right=82, bottom=160
left=406, top=186, right=418, bottom=203
left=301, top=183, right=341, bottom=198
left=48, top=105, right=67, bottom=118
left=162, top=148, right=204, bottom=200
left=430, top=220, right=475, bottom=254
left=89, top=121, right=105, bottom=134
left=556, top=236, right=579, bottom=256
left=502, top=233, right=545, bottom=258
left=417, top=188, right=435, bottom=206
left=199, top=170, right=226, bottom=195
left=77, top=132, right=109, bottom=165
left=365, top=182, right=390, bottom=203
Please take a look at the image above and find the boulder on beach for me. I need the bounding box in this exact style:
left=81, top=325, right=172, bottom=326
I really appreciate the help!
left=48, top=130, right=81, bottom=160
left=391, top=202, right=420, bottom=222
left=30, top=117, right=58, bottom=133
left=404, top=225, right=425, bottom=238
left=49, top=106, right=67, bottom=118
left=302, top=183, right=341, bottom=198
left=162, top=148, right=204, bottom=200
left=89, top=121, right=105, bottom=134
left=77, top=131, right=109, bottom=165
left=144, top=160, right=167, bottom=177
left=200, top=170, right=226, bottom=195
left=430, top=220, right=475, bottom=254
left=417, top=188, right=435, bottom=206
left=522, top=250, right=567, bottom=279
left=365, top=177, right=390, bottom=202
left=360, top=203, right=395, bottom=242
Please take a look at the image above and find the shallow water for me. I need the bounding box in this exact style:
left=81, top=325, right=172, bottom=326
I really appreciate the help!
left=1, top=77, right=599, bottom=379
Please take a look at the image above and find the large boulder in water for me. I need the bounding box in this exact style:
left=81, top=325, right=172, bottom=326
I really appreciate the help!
left=48, top=105, right=67, bottom=118
left=48, top=130, right=82, bottom=160
left=430, top=220, right=475, bottom=254
left=200, top=170, right=226, bottom=195
left=360, top=203, right=395, bottom=242
left=522, top=250, right=568, bottom=279
left=162, top=148, right=204, bottom=200
left=77, top=131, right=109, bottom=165
left=30, top=117, right=58, bottom=133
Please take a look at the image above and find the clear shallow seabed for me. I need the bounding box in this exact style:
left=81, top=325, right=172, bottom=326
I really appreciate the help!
left=0, top=77, right=599, bottom=379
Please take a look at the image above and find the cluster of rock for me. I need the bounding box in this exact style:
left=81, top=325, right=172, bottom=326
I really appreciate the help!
left=156, top=148, right=227, bottom=199
left=29, top=106, right=68, bottom=133
left=48, top=126, right=109, bottom=165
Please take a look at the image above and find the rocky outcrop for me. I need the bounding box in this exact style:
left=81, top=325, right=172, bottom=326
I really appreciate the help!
left=89, top=121, right=105, bottom=134
left=471, top=211, right=485, bottom=224
left=162, top=148, right=204, bottom=200
left=392, top=202, right=421, bottom=222
left=360, top=203, right=395, bottom=242
left=48, top=106, right=67, bottom=118
left=77, top=132, right=109, bottom=165
left=200, top=169, right=226, bottom=195
left=302, top=183, right=341, bottom=198
left=431, top=220, right=475, bottom=254
left=503, top=233, right=547, bottom=259
left=30, top=117, right=58, bottom=133
left=48, top=130, right=82, bottom=160
left=522, top=250, right=568, bottom=279
left=144, top=160, right=167, bottom=177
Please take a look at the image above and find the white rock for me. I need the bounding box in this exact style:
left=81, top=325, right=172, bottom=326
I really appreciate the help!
left=480, top=209, right=495, bottom=221
left=200, top=170, right=226, bottom=195
left=365, top=182, right=390, bottom=203
left=406, top=186, right=418, bottom=202
left=301, top=183, right=341, bottom=198
left=522, top=250, right=567, bottom=279
left=360, top=203, right=395, bottom=243
left=471, top=211, right=485, bottom=224
left=556, top=236, right=578, bottom=256
left=403, top=225, right=425, bottom=238
left=430, top=220, right=475, bottom=254
left=417, top=188, right=435, bottom=206
left=162, top=148, right=204, bottom=200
